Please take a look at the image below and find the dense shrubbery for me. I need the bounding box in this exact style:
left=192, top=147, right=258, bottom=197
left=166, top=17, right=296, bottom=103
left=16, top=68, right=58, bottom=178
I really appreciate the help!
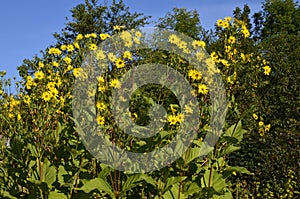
left=0, top=0, right=299, bottom=198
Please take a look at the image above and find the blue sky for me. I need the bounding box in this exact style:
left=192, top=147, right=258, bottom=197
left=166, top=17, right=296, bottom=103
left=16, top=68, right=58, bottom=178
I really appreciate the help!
left=0, top=0, right=263, bottom=83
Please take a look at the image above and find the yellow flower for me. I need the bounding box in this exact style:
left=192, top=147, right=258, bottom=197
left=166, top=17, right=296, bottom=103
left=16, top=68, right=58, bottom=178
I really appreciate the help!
left=176, top=113, right=184, bottom=123
left=74, top=42, right=80, bottom=49
left=196, top=51, right=205, bottom=61
left=98, top=86, right=106, bottom=92
left=110, top=79, right=121, bottom=89
left=97, top=116, right=105, bottom=125
left=47, top=82, right=56, bottom=90
left=108, top=52, right=117, bottom=62
left=241, top=26, right=250, bottom=37
left=96, top=102, right=106, bottom=111
left=60, top=44, right=67, bottom=51
left=50, top=88, right=59, bottom=98
left=120, top=31, right=132, bottom=41
left=100, top=33, right=110, bottom=40
left=67, top=44, right=74, bottom=52
left=34, top=71, right=45, bottom=80
left=42, top=92, right=52, bottom=101
left=167, top=115, right=178, bottom=125
left=8, top=113, right=14, bottom=119
left=265, top=124, right=271, bottom=132
left=168, top=34, right=180, bottom=45
left=48, top=48, right=62, bottom=55
left=135, top=30, right=142, bottom=38
left=253, top=113, right=258, bottom=120
left=228, top=36, right=236, bottom=44
left=183, top=105, right=192, bottom=115
left=38, top=62, right=44, bottom=68
left=210, top=52, right=218, bottom=62
left=115, top=58, right=125, bottom=68
left=97, top=76, right=105, bottom=84
left=67, top=65, right=73, bottom=71
left=96, top=50, right=106, bottom=60
left=217, top=19, right=224, bottom=27
left=188, top=69, right=202, bottom=81
left=63, top=57, right=72, bottom=64
left=123, top=51, right=132, bottom=60
left=89, top=44, right=97, bottom=51
left=263, top=66, right=271, bottom=75
left=23, top=95, right=31, bottom=104
left=259, top=128, right=265, bottom=136
left=73, top=68, right=82, bottom=78
left=225, top=16, right=232, bottom=22
left=258, top=121, right=264, bottom=126
left=52, top=61, right=59, bottom=67
left=220, top=59, right=230, bottom=67
left=192, top=40, right=206, bottom=49
left=198, top=84, right=208, bottom=94
left=113, top=25, right=125, bottom=31
left=17, top=112, right=21, bottom=121
left=76, top=34, right=83, bottom=40
left=223, top=21, right=229, bottom=28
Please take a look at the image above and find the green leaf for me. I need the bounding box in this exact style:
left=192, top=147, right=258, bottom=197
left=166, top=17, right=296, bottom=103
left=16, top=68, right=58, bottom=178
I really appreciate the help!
left=202, top=169, right=227, bottom=193
left=185, top=182, right=201, bottom=196
left=182, top=146, right=201, bottom=164
left=224, top=166, right=252, bottom=175
left=212, top=191, right=233, bottom=199
left=121, top=174, right=144, bottom=195
left=78, top=178, right=115, bottom=198
left=221, top=145, right=240, bottom=156
left=223, top=120, right=246, bottom=143
left=48, top=191, right=68, bottom=199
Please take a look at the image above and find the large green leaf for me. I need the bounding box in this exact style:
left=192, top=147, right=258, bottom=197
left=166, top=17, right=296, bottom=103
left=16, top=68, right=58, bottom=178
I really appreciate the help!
left=48, top=191, right=68, bottom=199
left=201, top=169, right=227, bottom=193
left=79, top=178, right=115, bottom=198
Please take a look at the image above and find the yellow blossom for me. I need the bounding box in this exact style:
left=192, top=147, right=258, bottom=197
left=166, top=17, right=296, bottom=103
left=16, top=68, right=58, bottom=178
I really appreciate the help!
left=38, top=62, right=44, bottom=68
left=115, top=58, right=125, bottom=68
left=76, top=34, right=83, bottom=40
left=100, top=33, right=110, bottom=40
left=73, top=68, right=83, bottom=77
left=67, top=44, right=74, bottom=52
left=217, top=19, right=224, bottom=27
left=258, top=121, right=264, bottom=126
left=89, top=44, right=97, bottom=51
left=192, top=40, right=206, bottom=49
left=265, top=124, right=271, bottom=132
left=263, top=66, right=271, bottom=75
left=253, top=113, right=258, bottom=120
left=168, top=34, right=180, bottom=45
left=60, top=44, right=67, bottom=51
left=34, top=71, right=45, bottom=80
left=110, top=79, right=121, bottom=89
left=228, top=36, right=236, bottom=44
left=176, top=113, right=184, bottom=123
left=188, top=69, right=202, bottom=81
left=167, top=115, right=178, bottom=125
left=97, top=116, right=105, bottom=125
left=96, top=50, right=106, bottom=60
left=63, top=57, right=72, bottom=64
left=74, top=42, right=80, bottom=49
left=123, top=51, right=132, bottom=60
left=52, top=62, right=59, bottom=67
left=198, top=84, right=208, bottom=94
left=96, top=102, right=106, bottom=111
left=48, top=48, right=62, bottom=56
left=42, top=92, right=52, bottom=101
left=108, top=52, right=117, bottom=62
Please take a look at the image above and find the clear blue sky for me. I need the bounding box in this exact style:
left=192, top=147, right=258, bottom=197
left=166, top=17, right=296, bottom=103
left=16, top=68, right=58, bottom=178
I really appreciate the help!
left=0, top=0, right=262, bottom=83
